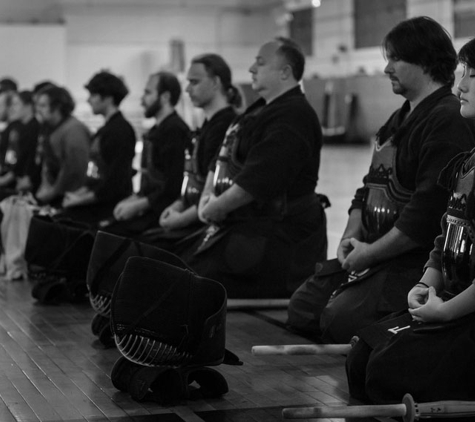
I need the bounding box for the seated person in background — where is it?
[0,78,17,94]
[17,81,58,194]
[34,85,91,207]
[102,71,191,237]
[60,71,136,225]
[179,37,327,299]
[287,16,475,344]
[346,37,475,405]
[0,91,40,199]
[143,53,241,250]
[0,77,18,133]
[0,89,22,193]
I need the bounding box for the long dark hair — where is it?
[37,85,75,117]
[458,38,475,70]
[191,53,242,108]
[382,16,457,87]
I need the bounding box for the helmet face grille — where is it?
[90,293,111,316]
[110,257,228,368]
[115,333,192,367]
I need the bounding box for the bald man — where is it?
[180,37,327,299]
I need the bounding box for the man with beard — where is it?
[287,16,475,344]
[140,54,241,251]
[103,71,190,237]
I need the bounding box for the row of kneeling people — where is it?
[5,16,475,409]
[6,36,327,301]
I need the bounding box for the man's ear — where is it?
[160,90,171,104]
[103,95,114,107]
[281,64,293,81]
[211,75,222,92]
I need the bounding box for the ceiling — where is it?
[0,0,287,23]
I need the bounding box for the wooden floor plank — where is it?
[0,374,41,422]
[22,367,86,421]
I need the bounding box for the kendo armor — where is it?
[362,137,413,242]
[87,231,192,347]
[3,141,18,174]
[213,123,239,196]
[86,134,103,181]
[0,124,20,175]
[213,120,287,219]
[192,123,240,252]
[181,132,206,208]
[441,153,475,299]
[109,255,242,403]
[25,214,95,304]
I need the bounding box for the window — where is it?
[454,0,475,38]
[354,0,406,49]
[289,7,313,56]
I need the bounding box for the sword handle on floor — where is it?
[282,393,475,422]
[251,336,358,356]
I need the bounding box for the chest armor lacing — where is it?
[181,133,206,208]
[441,157,475,298]
[86,135,103,180]
[362,137,413,242]
[213,122,240,196]
[2,128,19,173]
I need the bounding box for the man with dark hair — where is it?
[274,36,305,81]
[35,86,90,206]
[287,16,475,344]
[0,83,25,186]
[0,77,18,128]
[0,77,18,94]
[83,70,129,106]
[59,71,136,224]
[103,71,190,236]
[32,81,57,110]
[19,80,58,194]
[0,90,40,197]
[179,37,327,299]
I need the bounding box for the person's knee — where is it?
[346,338,372,402]
[320,300,350,343]
[287,282,317,332]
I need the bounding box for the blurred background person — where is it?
[102,71,191,237]
[0,90,40,199]
[34,85,90,207]
[59,70,136,226]
[142,53,241,251]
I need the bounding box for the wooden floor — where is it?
[0,279,354,422]
[0,144,383,422]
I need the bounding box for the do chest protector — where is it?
[181,132,206,208]
[213,122,239,196]
[213,120,288,220]
[362,138,413,242]
[86,134,103,181]
[441,155,475,298]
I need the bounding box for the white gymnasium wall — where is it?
[62,3,281,131]
[0,0,469,133]
[0,0,467,91]
[0,24,66,90]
